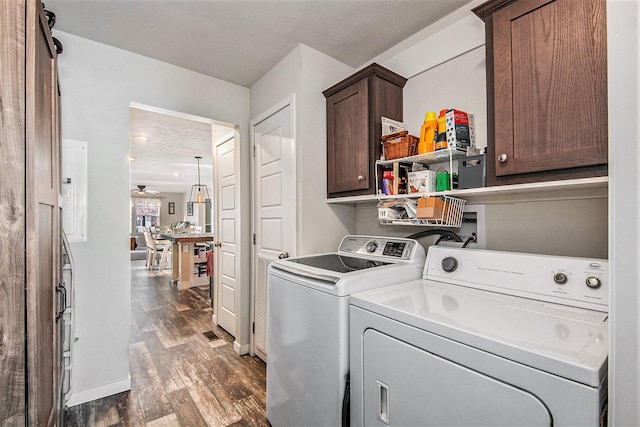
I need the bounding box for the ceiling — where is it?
[46,0,473,88]
[47,0,474,196]
[129,107,233,196]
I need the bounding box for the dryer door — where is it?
[363,330,552,426]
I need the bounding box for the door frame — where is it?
[249,94,297,357]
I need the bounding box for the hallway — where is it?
[66,260,268,426]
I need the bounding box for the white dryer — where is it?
[267,235,426,427]
[350,246,609,426]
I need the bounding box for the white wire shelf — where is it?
[376,148,468,166]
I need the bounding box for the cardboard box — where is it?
[408,170,436,193]
[445,110,475,150]
[416,197,446,220]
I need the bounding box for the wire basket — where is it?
[382,131,419,160]
[378,195,466,228]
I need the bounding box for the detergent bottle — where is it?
[418,112,437,154]
[435,109,448,150]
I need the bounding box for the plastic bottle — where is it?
[418,112,437,154]
[435,109,448,150]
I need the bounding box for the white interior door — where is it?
[214,136,239,337]
[252,100,296,361]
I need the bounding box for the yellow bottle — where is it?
[435,109,448,150]
[418,112,437,154]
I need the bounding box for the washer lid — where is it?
[288,254,392,274]
[351,280,608,387]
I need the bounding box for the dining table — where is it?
[159,232,214,289]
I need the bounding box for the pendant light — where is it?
[188,156,210,203]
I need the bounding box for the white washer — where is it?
[267,235,426,426]
[350,246,609,426]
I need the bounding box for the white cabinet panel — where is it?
[61,139,88,242]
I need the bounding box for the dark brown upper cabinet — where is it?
[473,0,608,186]
[323,63,407,198]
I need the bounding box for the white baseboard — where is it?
[233,341,249,355]
[65,375,131,407]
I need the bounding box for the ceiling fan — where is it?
[133,185,160,195]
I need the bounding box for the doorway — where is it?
[128,103,240,339]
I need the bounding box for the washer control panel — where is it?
[339,235,423,261]
[425,246,609,312]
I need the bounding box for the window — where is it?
[133,197,161,231]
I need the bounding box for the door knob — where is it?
[498,154,508,163]
[278,252,289,259]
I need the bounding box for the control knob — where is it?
[553,273,568,284]
[441,256,458,273]
[366,240,378,253]
[586,276,601,289]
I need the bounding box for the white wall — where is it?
[55,31,250,405]
[250,44,356,256]
[159,193,186,226]
[608,0,640,423]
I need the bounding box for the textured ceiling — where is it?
[129,107,233,195]
[46,0,473,87]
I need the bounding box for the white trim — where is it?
[249,94,297,358]
[65,375,131,407]
[129,101,234,128]
[233,341,249,355]
[607,0,640,424]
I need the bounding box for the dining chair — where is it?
[143,228,171,270]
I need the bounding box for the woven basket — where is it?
[382,131,419,160]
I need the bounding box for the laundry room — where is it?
[7,0,636,425]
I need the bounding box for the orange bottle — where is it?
[435,109,448,150]
[418,112,437,154]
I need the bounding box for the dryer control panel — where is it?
[424,246,609,312]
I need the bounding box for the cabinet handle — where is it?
[278,252,289,259]
[357,175,365,181]
[55,282,66,323]
[498,154,508,163]
[214,241,222,247]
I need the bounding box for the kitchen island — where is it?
[160,233,214,289]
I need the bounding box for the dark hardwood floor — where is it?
[66,260,268,426]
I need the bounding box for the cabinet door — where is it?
[491,0,607,179]
[326,78,370,195]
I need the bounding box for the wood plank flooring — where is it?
[65,261,268,426]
